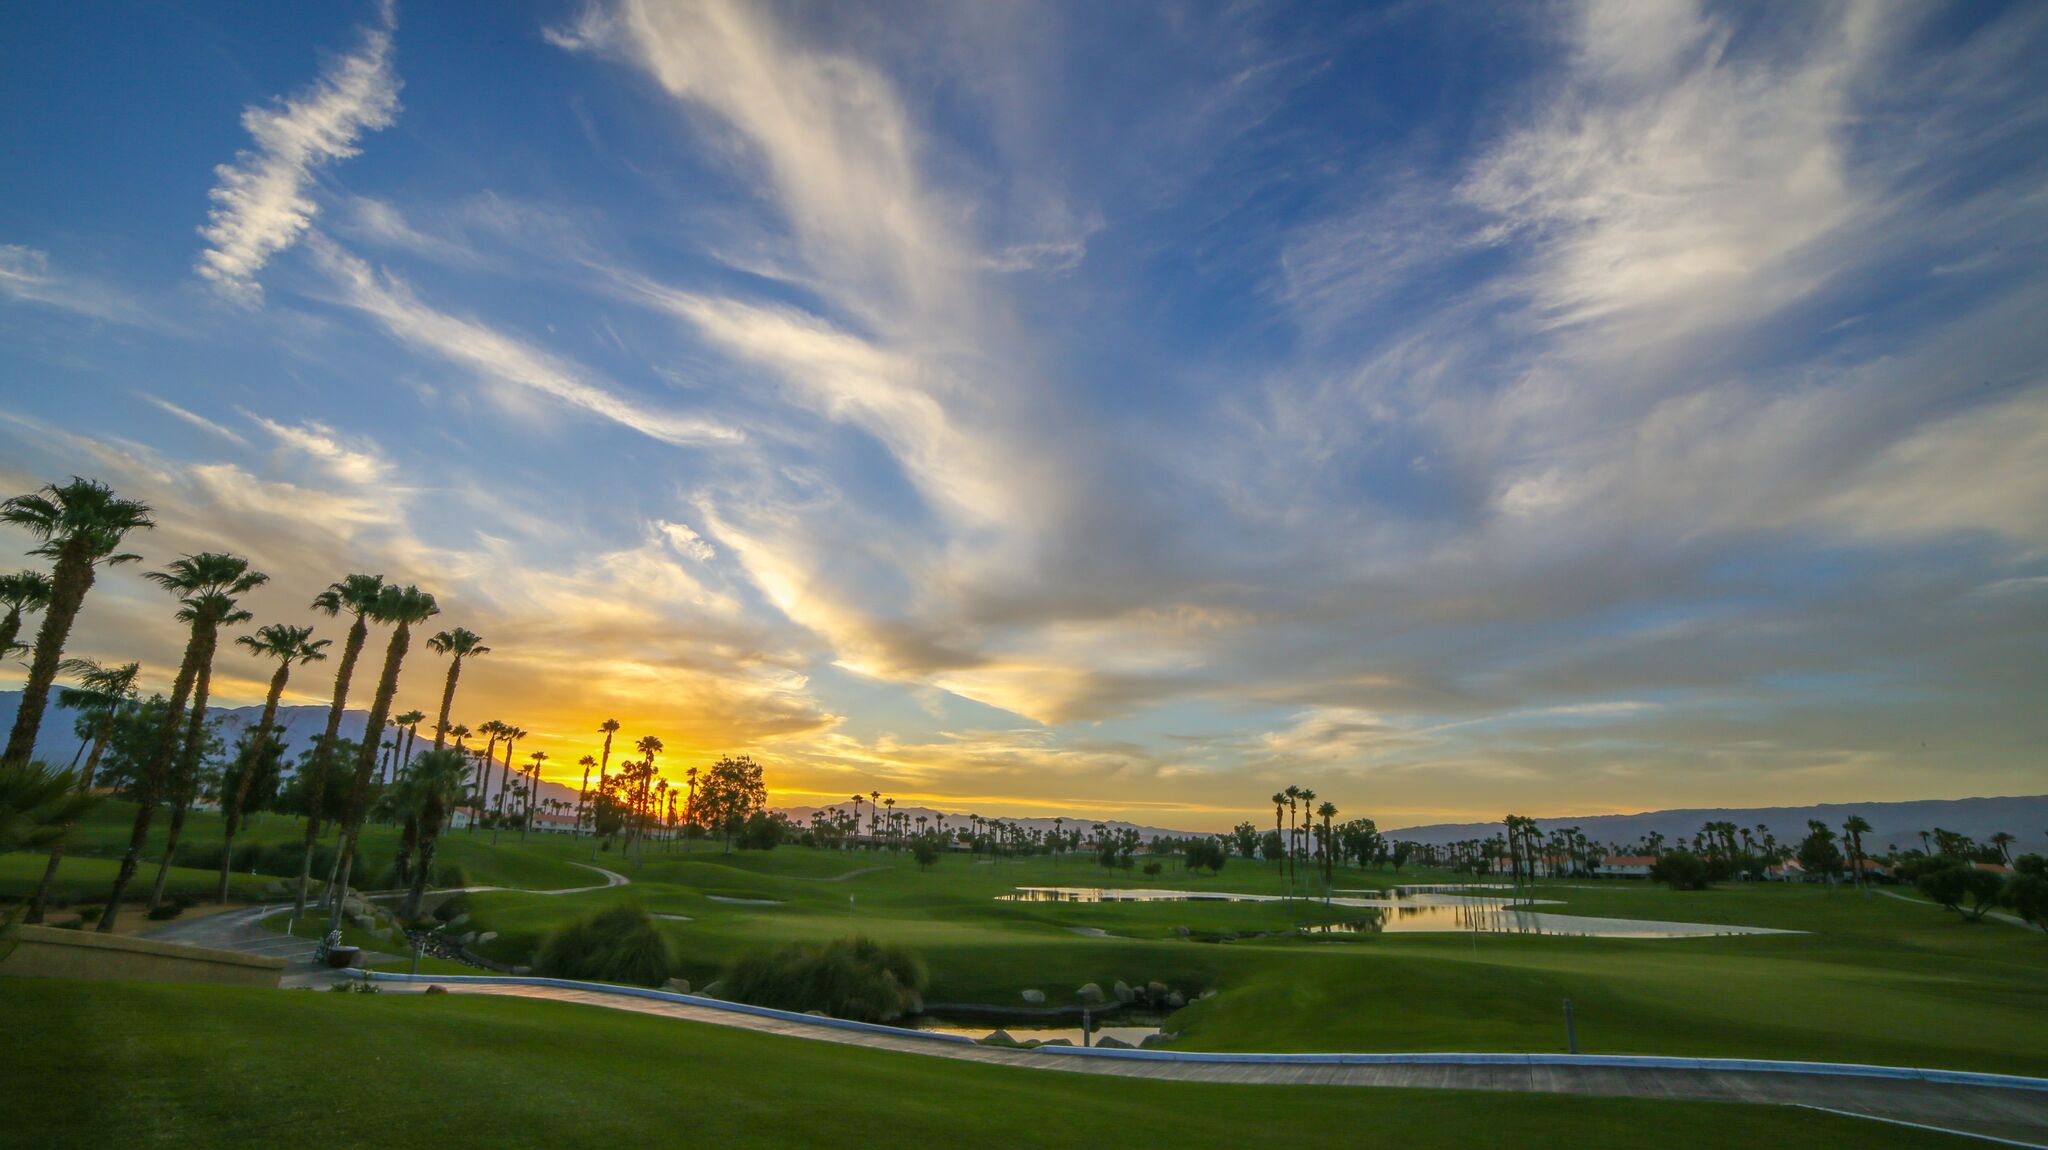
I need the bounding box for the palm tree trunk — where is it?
[218,661,289,902]
[431,659,460,751]
[298,614,368,919]
[0,607,22,665]
[149,657,214,911]
[326,620,413,936]
[98,627,206,931]
[2,544,95,766]
[400,800,444,920]
[23,720,113,924]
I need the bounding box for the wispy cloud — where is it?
[1,244,157,326]
[195,1,401,305]
[308,235,741,447]
[136,394,248,445]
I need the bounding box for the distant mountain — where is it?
[777,803,1205,842]
[1388,796,2048,856]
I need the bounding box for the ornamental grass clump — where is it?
[721,935,927,1022]
[533,906,673,987]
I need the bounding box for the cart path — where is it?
[383,978,2048,1148]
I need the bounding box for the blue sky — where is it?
[2,0,2043,829]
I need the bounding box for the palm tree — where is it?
[683,765,698,851]
[326,584,438,935]
[1841,815,1872,892]
[1317,801,1338,885]
[522,750,548,840]
[590,719,620,859]
[1991,831,2016,865]
[471,720,506,830]
[296,573,387,918]
[102,553,267,929]
[0,569,53,658]
[214,624,328,901]
[23,659,139,922]
[393,748,474,919]
[1,478,153,767]
[574,754,596,835]
[492,725,526,842]
[425,627,490,751]
[391,709,427,776]
[0,761,100,854]
[634,735,663,861]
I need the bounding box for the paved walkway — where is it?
[143,904,402,988]
[389,979,2048,1147]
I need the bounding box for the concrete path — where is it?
[388,979,2048,1147]
[1876,888,2046,934]
[144,905,401,988]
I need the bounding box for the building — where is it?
[1597,855,1656,878]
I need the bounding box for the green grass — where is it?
[418,847,2048,1075]
[0,980,1975,1149]
[0,852,274,907]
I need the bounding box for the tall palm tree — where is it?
[683,765,699,851]
[24,658,139,923]
[470,720,505,830]
[492,725,526,842]
[296,573,387,918]
[326,584,438,934]
[521,750,548,840]
[0,569,53,658]
[1317,800,1338,885]
[574,754,596,835]
[149,585,265,912]
[1,478,153,766]
[392,748,474,920]
[634,735,664,861]
[425,627,490,751]
[1990,831,2016,865]
[392,709,426,775]
[101,553,267,929]
[214,624,328,901]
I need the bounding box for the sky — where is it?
[1,0,2043,832]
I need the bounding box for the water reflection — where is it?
[996,886,1791,938]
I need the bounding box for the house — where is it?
[1763,859,1807,882]
[1973,862,2015,876]
[1597,855,1656,878]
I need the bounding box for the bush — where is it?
[1917,864,2005,922]
[721,935,928,1022]
[1142,861,1163,876]
[911,838,940,870]
[1184,839,1227,874]
[146,897,190,921]
[533,907,674,987]
[1650,850,1710,891]
[2003,872,2048,931]
[739,812,783,851]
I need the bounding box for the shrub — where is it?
[739,812,783,851]
[2004,872,2048,932]
[1142,861,1163,876]
[1650,850,1710,891]
[911,838,939,870]
[1918,864,2005,922]
[146,898,190,921]
[533,906,674,987]
[721,935,928,1022]
[1184,839,1227,874]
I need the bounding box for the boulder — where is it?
[1076,982,1106,1004]
[1039,1038,1074,1047]
[663,977,693,995]
[1021,989,1047,1004]
[1145,981,1169,1003]
[423,985,448,995]
[1199,989,1217,1000]
[459,931,477,946]
[1093,1036,1134,1049]
[981,1029,1017,1045]
[350,913,376,931]
[1139,1032,1179,1049]
[262,881,289,898]
[476,931,498,945]
[701,980,724,998]
[446,913,471,928]
[1164,991,1186,1009]
[1112,980,1135,1004]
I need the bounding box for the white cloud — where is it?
[245,412,389,484]
[195,1,401,305]
[0,244,155,325]
[136,394,248,445]
[308,235,741,447]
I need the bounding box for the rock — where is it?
[476,931,498,944]
[1146,980,1169,1002]
[1171,925,1191,936]
[424,985,448,995]
[1113,980,1135,1004]
[262,881,289,897]
[447,913,470,928]
[663,977,693,994]
[459,931,476,945]
[1076,982,1106,1004]
[1021,989,1047,1004]
[1140,1032,1178,1049]
[1199,989,1217,1000]
[701,980,724,997]
[350,914,376,931]
[1093,1036,1134,1049]
[1039,1038,1074,1047]
[981,1029,1017,1045]
[1164,991,1186,1009]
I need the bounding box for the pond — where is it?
[996,887,1792,939]
[905,1013,1166,1047]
